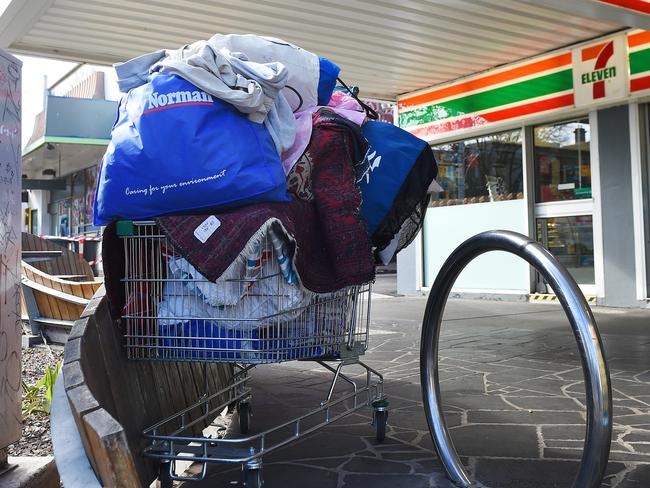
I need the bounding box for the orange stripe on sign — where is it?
[399,53,572,109]
[628,31,650,48]
[598,0,650,14]
[410,93,574,138]
[631,74,650,91]
[582,42,609,62]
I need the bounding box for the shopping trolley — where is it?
[117,220,388,487]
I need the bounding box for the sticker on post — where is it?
[194,216,221,243]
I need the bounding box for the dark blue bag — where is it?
[357,121,437,250]
[94,73,290,225]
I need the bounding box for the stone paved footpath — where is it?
[181,296,650,488]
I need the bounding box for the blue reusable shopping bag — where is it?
[357,121,437,249]
[94,73,290,226]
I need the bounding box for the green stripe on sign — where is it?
[630,48,650,75]
[399,69,573,128]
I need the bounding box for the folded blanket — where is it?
[164,224,296,308]
[159,248,308,329]
[157,199,373,294]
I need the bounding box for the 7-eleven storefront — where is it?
[397,29,650,308]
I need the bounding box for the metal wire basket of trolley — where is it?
[116,220,388,487]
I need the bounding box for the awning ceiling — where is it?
[21,95,116,178]
[22,140,108,180]
[0,0,636,100]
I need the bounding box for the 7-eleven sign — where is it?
[573,35,628,107]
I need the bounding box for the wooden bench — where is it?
[62,286,232,487]
[22,232,95,280]
[21,262,102,345]
[21,233,101,345]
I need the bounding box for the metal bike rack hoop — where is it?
[420,230,612,488]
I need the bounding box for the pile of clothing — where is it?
[99,34,437,361]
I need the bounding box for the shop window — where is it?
[72,171,85,197]
[536,215,595,285]
[534,118,591,203]
[84,166,98,227]
[430,130,523,207]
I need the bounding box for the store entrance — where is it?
[536,215,595,292]
[533,117,597,295]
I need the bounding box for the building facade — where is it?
[397,29,650,308]
[21,68,117,237]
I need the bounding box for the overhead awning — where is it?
[0,0,638,100]
[22,95,117,179]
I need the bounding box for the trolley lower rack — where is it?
[144,360,388,487]
[117,221,388,486]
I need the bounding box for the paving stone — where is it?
[628,465,650,483]
[411,458,445,474]
[261,463,339,488]
[467,409,584,425]
[343,456,411,474]
[495,357,576,372]
[342,473,436,487]
[542,425,585,440]
[288,457,351,469]
[439,373,485,393]
[611,383,650,397]
[386,407,438,430]
[505,396,583,411]
[264,431,369,463]
[448,424,539,457]
[472,458,579,488]
[380,452,434,462]
[613,414,650,426]
[543,447,583,459]
[487,369,556,385]
[179,298,650,487]
[607,451,650,462]
[628,443,650,454]
[543,439,585,449]
[372,435,424,451]
[389,431,430,446]
[441,394,518,411]
[622,430,650,442]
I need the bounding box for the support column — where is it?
[0,49,21,458]
[397,232,423,296]
[597,105,639,307]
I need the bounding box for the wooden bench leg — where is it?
[21,284,42,337]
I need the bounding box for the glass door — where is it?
[535,215,595,292]
[533,118,597,295]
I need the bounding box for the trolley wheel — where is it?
[374,409,388,443]
[158,462,172,488]
[244,466,263,487]
[238,401,251,434]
